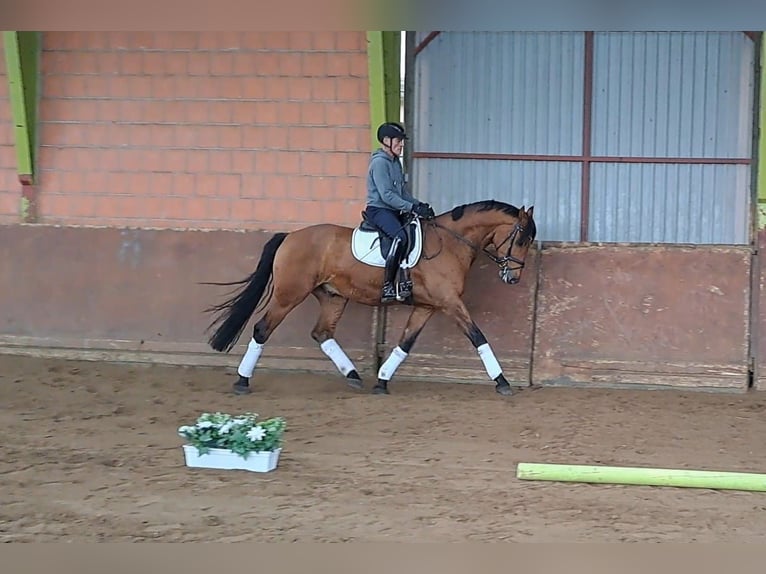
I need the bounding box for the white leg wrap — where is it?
[320,338,357,376]
[477,343,503,380]
[378,346,408,381]
[237,338,264,378]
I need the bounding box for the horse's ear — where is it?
[527,205,534,218]
[519,204,525,214]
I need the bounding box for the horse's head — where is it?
[487,205,536,285]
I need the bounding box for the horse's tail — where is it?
[204,232,288,353]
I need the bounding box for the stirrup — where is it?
[396,280,412,301]
[381,282,398,303]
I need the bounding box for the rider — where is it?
[365,121,435,303]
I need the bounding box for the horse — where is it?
[204,199,536,397]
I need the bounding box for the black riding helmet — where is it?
[377,122,408,143]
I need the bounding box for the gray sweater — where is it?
[366,149,416,212]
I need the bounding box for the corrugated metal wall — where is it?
[411,32,585,242]
[410,32,756,245]
[589,32,754,244]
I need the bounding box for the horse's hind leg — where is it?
[310,287,363,390]
[373,305,435,395]
[233,292,309,395]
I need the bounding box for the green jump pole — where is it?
[516,462,766,492]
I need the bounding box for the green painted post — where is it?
[367,31,401,151]
[517,462,766,492]
[367,31,386,151]
[3,31,40,222]
[3,32,32,178]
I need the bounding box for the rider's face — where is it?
[388,137,405,157]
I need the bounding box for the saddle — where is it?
[351,210,424,269]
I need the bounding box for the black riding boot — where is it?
[381,238,408,303]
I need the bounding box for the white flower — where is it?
[219,421,234,434]
[247,426,266,441]
[196,420,214,429]
[177,425,195,436]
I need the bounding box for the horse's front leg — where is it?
[441,299,513,396]
[373,305,435,395]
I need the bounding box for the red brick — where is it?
[327,54,351,77]
[337,32,365,51]
[266,127,295,151]
[171,32,199,50]
[218,126,241,149]
[312,176,336,201]
[276,152,300,175]
[127,77,153,98]
[150,125,175,148]
[186,150,209,172]
[239,174,264,197]
[216,174,241,198]
[287,126,313,150]
[287,78,312,101]
[152,76,177,99]
[254,150,277,173]
[232,52,255,76]
[216,76,242,99]
[325,104,349,127]
[288,32,313,50]
[325,152,348,176]
[278,101,301,125]
[240,77,268,100]
[299,102,325,125]
[278,53,302,77]
[336,78,363,101]
[143,52,165,75]
[349,102,369,127]
[184,101,209,123]
[173,174,196,196]
[349,55,368,78]
[302,53,326,77]
[265,79,289,100]
[232,151,256,173]
[261,175,287,199]
[253,52,280,76]
[300,152,324,176]
[210,53,234,76]
[209,151,233,173]
[335,176,364,200]
[163,150,188,173]
[312,32,337,51]
[188,52,210,76]
[311,127,340,151]
[185,196,208,222]
[127,172,153,195]
[120,52,143,75]
[241,126,269,149]
[194,174,218,197]
[160,195,186,219]
[311,77,335,100]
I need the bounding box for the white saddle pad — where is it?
[350,218,423,268]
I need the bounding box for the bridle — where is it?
[425,218,528,274]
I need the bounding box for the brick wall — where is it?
[37,32,371,230]
[0,41,20,223]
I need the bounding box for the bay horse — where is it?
[204,200,536,396]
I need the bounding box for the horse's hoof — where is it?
[495,383,513,396]
[232,383,252,395]
[372,382,389,395]
[346,370,363,390]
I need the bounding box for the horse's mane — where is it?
[449,199,536,245]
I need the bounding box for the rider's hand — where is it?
[413,202,435,219]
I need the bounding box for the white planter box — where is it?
[182,444,281,473]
